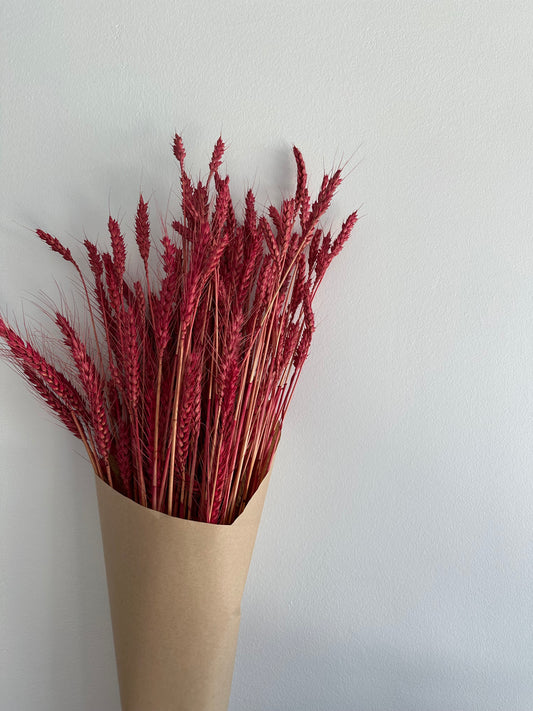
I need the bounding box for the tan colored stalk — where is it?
[226,272,297,519]
[165,325,188,515]
[224,308,276,518]
[141,263,160,511]
[205,274,221,513]
[239,420,281,518]
[239,240,308,376]
[151,357,163,507]
[185,286,211,518]
[131,414,147,506]
[160,238,193,512]
[199,282,215,518]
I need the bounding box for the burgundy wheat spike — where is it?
[179,221,213,329]
[21,365,82,439]
[283,232,301,277]
[55,313,111,463]
[191,218,212,271]
[179,172,196,225]
[290,253,307,314]
[175,351,202,475]
[244,190,257,236]
[292,288,315,371]
[299,191,311,227]
[84,239,104,281]
[102,252,122,312]
[308,228,322,272]
[303,169,342,237]
[203,229,230,282]
[179,273,199,334]
[217,312,244,402]
[237,230,262,308]
[319,170,343,210]
[135,196,151,264]
[259,216,281,269]
[233,225,245,277]
[314,231,332,282]
[213,170,224,193]
[293,325,312,371]
[171,219,194,243]
[0,317,89,418]
[330,210,358,258]
[123,306,140,406]
[36,229,75,265]
[254,256,276,317]
[108,217,126,282]
[209,136,225,177]
[84,239,113,333]
[115,417,133,497]
[193,181,210,223]
[282,322,301,371]
[154,236,180,352]
[302,286,315,333]
[221,357,240,419]
[268,205,282,235]
[318,174,329,199]
[173,133,186,169]
[279,198,296,259]
[211,176,230,240]
[209,359,240,523]
[292,146,308,212]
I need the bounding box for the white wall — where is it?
[1,2,532,709]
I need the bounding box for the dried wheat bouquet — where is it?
[0,136,357,523]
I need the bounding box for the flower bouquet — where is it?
[0,135,357,710]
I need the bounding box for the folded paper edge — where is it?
[94,469,272,530]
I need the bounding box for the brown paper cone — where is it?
[95,473,270,711]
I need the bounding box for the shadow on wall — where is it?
[231,616,528,711]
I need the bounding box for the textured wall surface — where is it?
[1,2,532,709]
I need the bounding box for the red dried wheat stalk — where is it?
[0,136,357,523]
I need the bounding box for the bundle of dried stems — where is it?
[0,136,357,523]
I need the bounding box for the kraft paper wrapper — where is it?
[95,473,270,711]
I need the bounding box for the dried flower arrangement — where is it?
[0,136,357,524]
